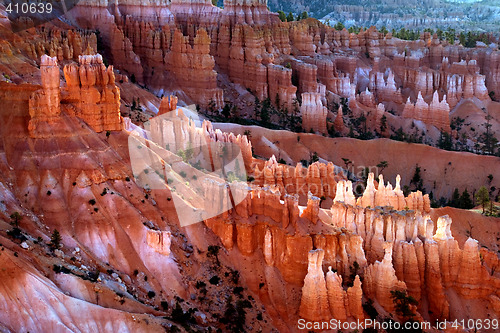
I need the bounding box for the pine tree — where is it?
[243,129,252,139]
[334,22,345,31]
[436,28,443,40]
[450,188,460,207]
[277,10,286,22]
[288,98,301,131]
[380,115,387,134]
[207,99,217,115]
[207,245,220,266]
[10,212,21,227]
[222,103,232,119]
[438,131,453,151]
[341,158,352,170]
[411,164,423,190]
[253,96,261,120]
[391,290,418,322]
[475,186,490,214]
[459,32,466,46]
[481,113,498,155]
[50,229,62,250]
[275,93,281,111]
[459,189,474,209]
[286,12,294,22]
[310,152,319,164]
[377,161,388,174]
[260,98,271,124]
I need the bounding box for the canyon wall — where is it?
[202,170,499,323]
[28,55,61,135]
[53,0,500,141]
[28,54,122,137]
[63,54,123,132]
[165,28,224,108]
[402,91,451,132]
[300,92,327,134]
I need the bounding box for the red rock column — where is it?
[301,92,327,134]
[28,55,61,135]
[299,249,331,321]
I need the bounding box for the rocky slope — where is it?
[2,0,500,154]
[215,122,500,200]
[268,0,500,32]
[0,1,499,332]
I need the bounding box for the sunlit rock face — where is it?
[402,91,451,132]
[165,28,224,108]
[29,54,122,137]
[63,54,123,132]
[28,55,61,134]
[0,0,500,331]
[300,92,327,134]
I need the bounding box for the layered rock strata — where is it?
[165,28,224,108]
[402,91,451,132]
[300,92,328,134]
[28,55,61,135]
[62,54,123,132]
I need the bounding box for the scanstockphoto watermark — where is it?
[297,318,500,331]
[297,319,430,331]
[252,164,386,196]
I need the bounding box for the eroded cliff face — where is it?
[1,64,500,331]
[301,92,328,134]
[204,164,500,326]
[63,54,123,132]
[3,0,500,134]
[0,248,167,333]
[0,75,279,331]
[28,54,122,137]
[165,28,224,108]
[18,28,98,63]
[0,82,185,331]
[145,109,500,329]
[0,1,500,332]
[252,155,339,200]
[10,0,498,146]
[402,91,451,132]
[28,55,61,134]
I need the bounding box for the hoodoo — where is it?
[0,0,499,331]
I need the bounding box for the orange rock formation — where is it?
[300,92,328,134]
[28,54,123,137]
[2,2,500,331]
[28,55,61,134]
[63,54,122,132]
[402,91,451,132]
[165,28,224,108]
